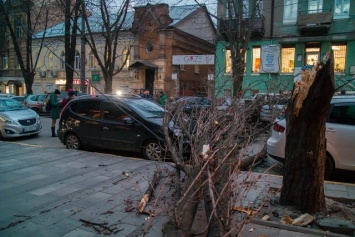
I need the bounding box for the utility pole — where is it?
[80,0,86,93]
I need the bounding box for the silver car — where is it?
[267,95,355,178]
[0,97,42,140]
[23,94,46,114]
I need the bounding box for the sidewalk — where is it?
[0,141,354,237]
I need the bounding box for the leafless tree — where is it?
[0,0,50,94]
[81,0,132,94]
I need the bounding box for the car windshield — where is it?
[0,99,27,111]
[127,98,165,118]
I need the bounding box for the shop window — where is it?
[283,0,298,24]
[281,47,295,73]
[305,47,320,66]
[252,47,260,73]
[334,0,350,19]
[332,44,346,73]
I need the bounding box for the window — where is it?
[194,64,199,74]
[308,0,323,13]
[256,0,263,17]
[74,51,80,70]
[2,56,8,69]
[226,0,248,18]
[16,59,21,69]
[225,49,232,74]
[103,102,127,122]
[15,17,22,39]
[145,43,153,53]
[122,48,130,68]
[334,0,350,19]
[77,100,101,119]
[252,47,260,73]
[332,44,346,73]
[329,104,355,125]
[48,52,53,69]
[90,54,96,69]
[281,47,295,73]
[60,52,65,70]
[283,0,298,24]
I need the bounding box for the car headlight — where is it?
[0,115,18,125]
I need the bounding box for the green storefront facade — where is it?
[215,0,355,99]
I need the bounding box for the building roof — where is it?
[33,4,206,39]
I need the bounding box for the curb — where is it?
[250,218,349,237]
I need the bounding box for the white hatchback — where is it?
[267,95,355,178]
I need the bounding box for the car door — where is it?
[100,101,139,151]
[74,100,103,147]
[326,102,355,170]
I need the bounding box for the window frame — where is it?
[74,51,81,70]
[60,52,65,70]
[2,56,8,69]
[332,43,347,74]
[308,0,323,14]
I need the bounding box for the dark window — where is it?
[329,104,355,125]
[103,102,127,122]
[77,100,101,119]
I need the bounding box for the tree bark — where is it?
[280,51,335,213]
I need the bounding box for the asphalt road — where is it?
[8,114,355,184]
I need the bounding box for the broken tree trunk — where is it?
[137,169,162,213]
[280,51,335,213]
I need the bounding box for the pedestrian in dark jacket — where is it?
[141,89,153,100]
[50,89,61,137]
[62,88,76,108]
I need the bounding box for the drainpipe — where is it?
[270,0,274,38]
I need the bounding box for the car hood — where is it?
[0,109,37,119]
[145,117,163,126]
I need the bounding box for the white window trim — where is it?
[334,0,350,19]
[283,0,298,25]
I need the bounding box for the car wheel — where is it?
[142,139,163,160]
[325,153,334,180]
[31,108,40,114]
[65,133,82,150]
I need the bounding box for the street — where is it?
[0,115,354,237]
[7,114,355,184]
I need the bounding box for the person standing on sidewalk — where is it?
[158,90,167,106]
[50,89,61,137]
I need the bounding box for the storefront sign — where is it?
[172,55,215,65]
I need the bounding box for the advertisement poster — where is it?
[260,45,280,73]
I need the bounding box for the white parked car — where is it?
[0,97,42,140]
[267,95,355,178]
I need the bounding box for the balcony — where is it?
[298,10,332,36]
[219,15,265,40]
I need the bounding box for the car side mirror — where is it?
[123,117,133,125]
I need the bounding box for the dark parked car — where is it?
[58,94,188,160]
[170,96,212,114]
[23,94,46,114]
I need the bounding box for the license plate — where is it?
[24,126,36,132]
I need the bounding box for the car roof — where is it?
[331,95,355,104]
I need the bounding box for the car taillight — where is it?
[273,123,285,133]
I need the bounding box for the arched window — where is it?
[75,51,80,70]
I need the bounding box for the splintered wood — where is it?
[137,169,162,213]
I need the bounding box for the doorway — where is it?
[145,69,155,95]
